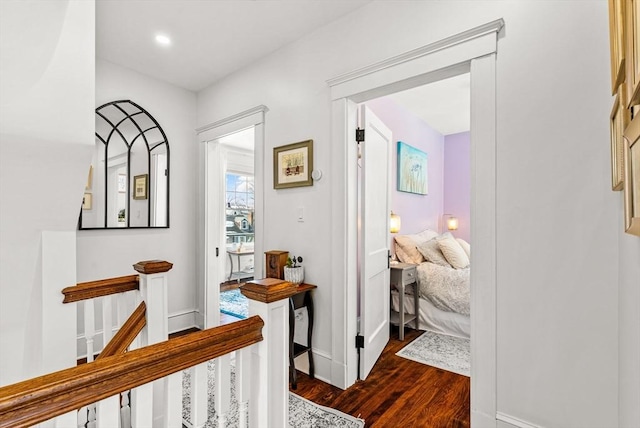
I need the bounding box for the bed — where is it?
[391,229,471,339]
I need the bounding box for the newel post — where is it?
[240,278,296,428]
[133,260,173,345]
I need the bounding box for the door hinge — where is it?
[356,128,365,142]
[355,335,365,349]
[216,247,219,257]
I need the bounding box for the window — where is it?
[225,173,254,243]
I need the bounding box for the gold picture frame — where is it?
[623,115,640,236]
[82,193,92,210]
[625,0,640,106]
[611,89,630,191]
[273,140,314,189]
[609,0,627,94]
[133,174,148,200]
[85,165,93,190]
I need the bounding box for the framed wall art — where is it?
[623,115,640,236]
[609,0,626,94]
[133,174,148,200]
[625,0,640,107]
[397,141,428,195]
[611,89,630,191]
[273,140,313,189]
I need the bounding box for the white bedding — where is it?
[391,290,470,338]
[417,262,470,316]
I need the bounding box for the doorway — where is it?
[328,20,502,426]
[197,105,267,330]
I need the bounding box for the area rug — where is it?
[396,330,470,377]
[182,359,364,428]
[219,289,248,319]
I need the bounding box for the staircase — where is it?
[0,260,296,428]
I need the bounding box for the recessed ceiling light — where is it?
[155,34,171,46]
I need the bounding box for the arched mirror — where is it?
[80,100,170,229]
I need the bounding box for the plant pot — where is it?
[284,266,304,285]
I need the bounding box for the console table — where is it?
[226,249,254,283]
[289,283,317,389]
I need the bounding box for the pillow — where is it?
[409,229,439,245]
[393,235,423,264]
[437,233,470,269]
[394,243,413,264]
[416,237,452,267]
[456,238,471,258]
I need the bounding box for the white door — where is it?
[358,105,392,380]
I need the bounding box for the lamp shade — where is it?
[447,216,459,231]
[390,212,401,233]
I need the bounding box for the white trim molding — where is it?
[497,413,544,428]
[327,19,503,428]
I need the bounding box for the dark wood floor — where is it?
[292,326,470,428]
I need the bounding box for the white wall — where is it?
[76,60,198,334]
[0,0,95,386]
[197,1,622,426]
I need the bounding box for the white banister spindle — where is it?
[163,372,182,427]
[96,395,120,428]
[78,405,89,428]
[85,299,96,362]
[101,295,113,347]
[214,354,231,426]
[131,383,153,428]
[241,279,293,428]
[120,391,131,428]
[236,347,252,428]
[190,362,208,427]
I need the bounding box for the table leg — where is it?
[413,282,420,330]
[304,291,315,379]
[399,283,405,340]
[227,252,233,281]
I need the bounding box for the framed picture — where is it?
[611,89,630,191]
[623,115,640,236]
[625,0,640,106]
[273,140,313,189]
[608,0,626,94]
[133,174,148,200]
[397,141,428,195]
[82,193,92,210]
[118,174,127,193]
[85,166,93,190]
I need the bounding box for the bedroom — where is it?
[364,73,471,353]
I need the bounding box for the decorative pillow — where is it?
[456,238,471,258]
[437,233,470,269]
[416,237,452,267]
[393,235,423,264]
[393,244,413,264]
[409,229,439,246]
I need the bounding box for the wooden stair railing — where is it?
[61,274,140,303]
[0,316,264,428]
[97,301,146,359]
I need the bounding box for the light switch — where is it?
[297,207,304,222]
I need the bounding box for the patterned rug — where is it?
[220,289,248,319]
[396,330,470,377]
[182,359,364,428]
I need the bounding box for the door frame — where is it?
[196,105,268,329]
[327,20,503,427]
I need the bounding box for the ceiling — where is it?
[96,0,469,138]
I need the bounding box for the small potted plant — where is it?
[284,255,304,285]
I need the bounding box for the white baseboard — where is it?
[496,412,543,428]
[472,410,497,428]
[168,310,198,334]
[293,348,333,385]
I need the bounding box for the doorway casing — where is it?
[196,105,267,329]
[327,19,503,427]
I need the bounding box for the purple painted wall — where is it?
[444,132,471,243]
[365,97,444,235]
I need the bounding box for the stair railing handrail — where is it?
[0,316,264,428]
[61,274,140,303]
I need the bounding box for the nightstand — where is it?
[390,263,419,340]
